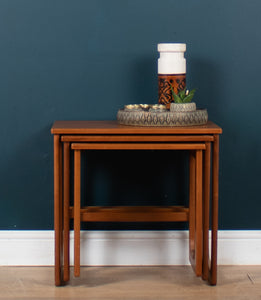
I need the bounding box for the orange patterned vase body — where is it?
[158,74,186,105]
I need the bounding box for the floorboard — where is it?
[0,266,261,299]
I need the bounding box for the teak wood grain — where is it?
[74,149,81,278]
[71,141,205,279]
[61,135,214,142]
[71,143,206,150]
[202,142,211,280]
[69,206,189,222]
[51,120,222,135]
[63,142,70,282]
[51,120,222,287]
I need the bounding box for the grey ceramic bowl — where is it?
[117,108,208,126]
[170,102,196,112]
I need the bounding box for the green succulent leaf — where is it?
[170,85,183,103]
[183,89,196,103]
[178,87,186,100]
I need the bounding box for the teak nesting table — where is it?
[51,120,222,286]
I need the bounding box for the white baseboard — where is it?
[0,230,261,266]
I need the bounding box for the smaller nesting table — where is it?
[51,121,222,286]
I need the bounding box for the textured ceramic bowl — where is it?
[117,108,208,126]
[170,102,196,112]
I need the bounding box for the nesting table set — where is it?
[51,120,222,286]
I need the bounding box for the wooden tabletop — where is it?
[51,120,222,135]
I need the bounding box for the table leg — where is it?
[54,135,63,286]
[209,135,219,285]
[189,150,203,276]
[189,151,196,268]
[202,142,211,280]
[63,142,70,282]
[74,149,81,277]
[195,150,203,276]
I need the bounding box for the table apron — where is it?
[61,135,214,143]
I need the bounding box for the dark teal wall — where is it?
[0,0,260,230]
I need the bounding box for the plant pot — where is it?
[170,102,196,112]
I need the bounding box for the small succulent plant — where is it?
[170,85,196,103]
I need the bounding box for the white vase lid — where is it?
[158,43,186,52]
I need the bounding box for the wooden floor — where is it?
[0,266,261,300]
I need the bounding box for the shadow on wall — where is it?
[0,125,54,229]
